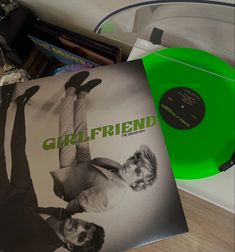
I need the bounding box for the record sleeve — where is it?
[0,60,188,252]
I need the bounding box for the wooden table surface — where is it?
[130,190,235,252]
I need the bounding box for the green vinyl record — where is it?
[142,48,235,179]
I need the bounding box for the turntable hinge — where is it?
[219,151,235,172]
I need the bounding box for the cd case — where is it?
[0,59,188,252]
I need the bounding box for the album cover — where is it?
[28,20,122,66]
[28,35,99,68]
[0,60,188,252]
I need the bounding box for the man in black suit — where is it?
[0,84,105,252]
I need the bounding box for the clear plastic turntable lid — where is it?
[96,1,235,66]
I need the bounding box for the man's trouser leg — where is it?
[74,92,91,163]
[59,93,91,167]
[59,96,77,168]
[0,103,11,200]
[10,103,38,206]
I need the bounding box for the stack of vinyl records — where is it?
[23,20,122,78]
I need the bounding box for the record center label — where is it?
[159,87,205,129]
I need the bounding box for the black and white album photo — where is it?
[0,60,188,252]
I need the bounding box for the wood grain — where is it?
[129,190,235,252]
